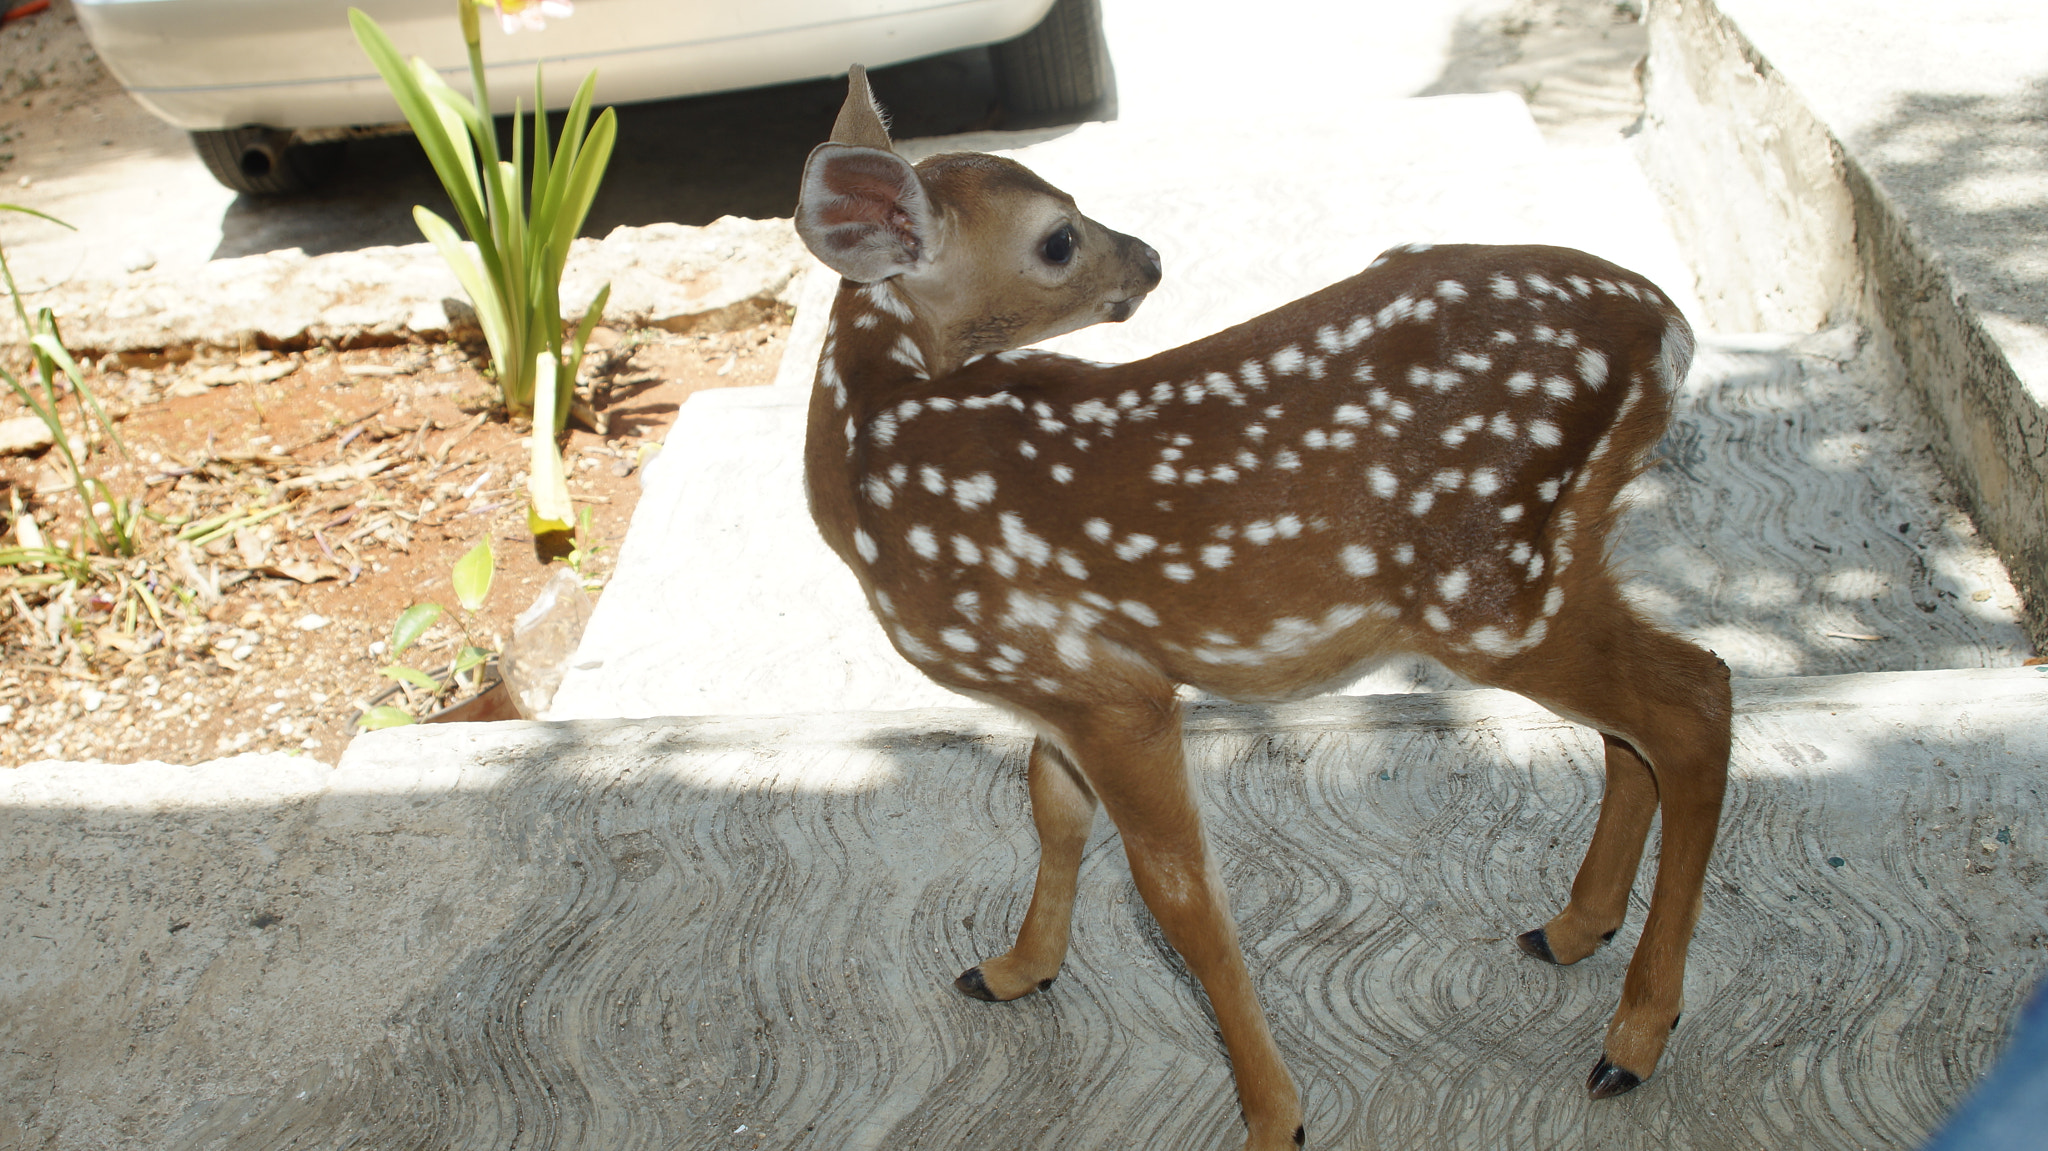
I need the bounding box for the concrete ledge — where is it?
[6,668,2045,1149]
[1635,0,2048,647]
[0,217,807,357]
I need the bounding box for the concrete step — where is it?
[8,667,2044,1149]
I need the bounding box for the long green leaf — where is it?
[535,70,594,234]
[413,59,487,236]
[414,206,512,380]
[530,65,555,225]
[567,281,610,392]
[349,10,488,246]
[548,106,616,284]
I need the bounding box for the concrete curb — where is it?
[1634,0,2048,648]
[3,216,808,358]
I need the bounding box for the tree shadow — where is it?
[1850,75,2048,356]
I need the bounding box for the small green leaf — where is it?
[380,664,442,691]
[451,644,491,675]
[357,705,418,730]
[390,602,444,657]
[452,539,494,611]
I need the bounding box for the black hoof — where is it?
[1587,1056,1644,1100]
[954,967,999,1002]
[1516,927,1560,964]
[1293,1124,1306,1146]
[1600,928,1618,943]
[1037,977,1056,991]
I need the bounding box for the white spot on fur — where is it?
[1051,464,1075,484]
[1115,534,1158,561]
[1578,348,1609,389]
[1438,567,1470,601]
[1341,544,1378,576]
[1269,345,1306,375]
[1202,544,1234,569]
[941,627,978,653]
[1529,420,1563,448]
[1370,466,1399,498]
[1469,467,1501,497]
[907,525,938,560]
[952,535,982,565]
[1085,518,1113,543]
[1423,605,1452,631]
[853,529,878,562]
[1163,562,1195,582]
[953,473,997,510]
[1501,503,1524,522]
[1490,273,1519,298]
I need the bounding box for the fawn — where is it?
[794,66,1731,1149]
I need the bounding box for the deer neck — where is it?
[805,277,948,567]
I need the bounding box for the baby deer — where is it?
[795,66,1730,1150]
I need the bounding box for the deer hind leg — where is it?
[957,737,1098,1001]
[1052,693,1305,1151]
[1493,581,1732,1099]
[1516,732,1658,966]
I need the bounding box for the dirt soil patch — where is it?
[1,319,788,768]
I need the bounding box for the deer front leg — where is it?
[1069,702,1305,1151]
[1517,733,1657,967]
[957,737,1098,1001]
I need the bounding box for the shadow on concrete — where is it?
[1850,76,2048,344]
[1413,0,1648,145]
[208,48,1012,264]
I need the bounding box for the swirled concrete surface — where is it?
[6,669,2045,1149]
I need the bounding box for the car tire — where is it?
[190,127,345,195]
[990,0,1111,119]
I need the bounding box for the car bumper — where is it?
[75,0,1055,132]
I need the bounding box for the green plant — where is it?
[563,504,604,588]
[350,2,613,534]
[1,204,139,558]
[358,538,498,729]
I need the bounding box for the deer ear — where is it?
[829,64,895,150]
[796,143,936,283]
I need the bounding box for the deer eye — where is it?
[1041,224,1076,266]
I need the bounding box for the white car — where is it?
[74,0,1107,194]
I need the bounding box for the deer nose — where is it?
[1139,242,1163,287]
